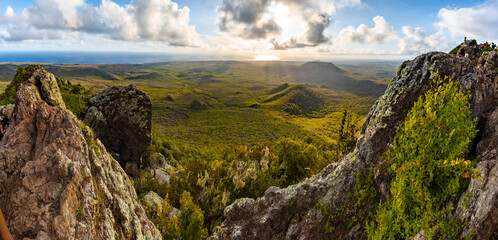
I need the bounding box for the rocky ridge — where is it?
[210,52,498,239]
[0,70,161,239]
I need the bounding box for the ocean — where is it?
[0,51,228,64]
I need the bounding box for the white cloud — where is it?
[436,0,498,40]
[337,16,396,45]
[217,0,362,49]
[0,0,202,47]
[397,26,445,55]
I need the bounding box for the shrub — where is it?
[178,191,207,240]
[142,196,180,240]
[135,170,169,198]
[58,78,93,119]
[276,138,320,185]
[367,73,478,239]
[337,108,360,156]
[0,65,42,105]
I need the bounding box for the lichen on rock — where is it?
[0,71,161,239]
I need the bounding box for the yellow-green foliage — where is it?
[337,108,360,156]
[366,73,478,239]
[135,170,169,198]
[165,137,334,231]
[0,65,42,105]
[178,191,207,240]
[142,196,180,240]
[58,79,93,119]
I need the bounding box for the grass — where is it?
[0,61,384,163]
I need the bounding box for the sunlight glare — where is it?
[253,55,281,61]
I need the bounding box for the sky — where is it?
[0,0,496,60]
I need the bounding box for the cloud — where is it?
[0,0,202,47]
[217,0,361,49]
[271,12,331,50]
[217,0,281,39]
[436,0,498,40]
[337,16,396,45]
[398,26,445,55]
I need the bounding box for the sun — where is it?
[253,55,280,61]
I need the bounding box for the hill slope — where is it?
[291,62,387,96]
[210,52,498,240]
[262,84,325,115]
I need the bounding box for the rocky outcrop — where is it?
[0,72,161,239]
[0,104,14,118]
[84,84,152,174]
[210,52,498,239]
[31,69,66,108]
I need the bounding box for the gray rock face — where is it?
[31,69,66,108]
[210,52,498,239]
[0,72,161,239]
[0,104,14,118]
[84,84,152,172]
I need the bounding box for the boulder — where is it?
[0,104,14,118]
[210,52,498,239]
[142,191,164,214]
[0,72,161,239]
[84,84,152,172]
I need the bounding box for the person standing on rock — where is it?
[0,208,13,240]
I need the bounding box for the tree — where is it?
[367,73,478,239]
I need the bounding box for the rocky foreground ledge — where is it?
[210,52,498,239]
[0,70,161,239]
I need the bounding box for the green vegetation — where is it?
[366,74,478,239]
[0,65,42,105]
[58,78,94,119]
[337,108,360,156]
[0,65,93,120]
[142,191,206,240]
[0,62,384,235]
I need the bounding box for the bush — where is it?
[178,191,207,240]
[135,170,169,198]
[58,78,93,119]
[0,65,42,105]
[276,138,320,185]
[367,73,478,239]
[337,108,360,156]
[142,196,180,240]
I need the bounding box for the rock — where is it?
[84,84,152,168]
[142,192,164,214]
[30,69,66,108]
[125,162,139,176]
[153,169,171,184]
[0,104,14,118]
[0,72,161,239]
[210,52,498,239]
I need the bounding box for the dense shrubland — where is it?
[367,74,478,239]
